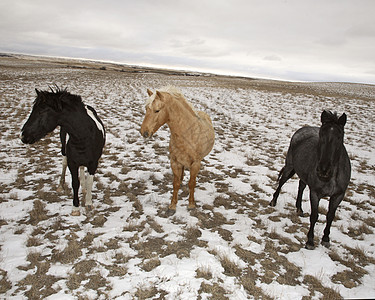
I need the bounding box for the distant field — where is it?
[1,55,374,299]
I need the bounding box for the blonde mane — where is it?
[146,86,197,116]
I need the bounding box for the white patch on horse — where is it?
[85,106,105,137]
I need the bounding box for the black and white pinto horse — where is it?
[21,87,105,216]
[270,110,351,249]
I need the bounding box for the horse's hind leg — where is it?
[85,174,94,210]
[57,156,68,193]
[269,166,295,206]
[79,166,86,205]
[296,180,306,216]
[188,161,201,210]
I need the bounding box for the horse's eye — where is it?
[155,110,160,113]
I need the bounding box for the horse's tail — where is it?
[277,167,285,182]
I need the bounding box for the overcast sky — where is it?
[1,0,374,83]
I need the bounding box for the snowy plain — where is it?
[0,55,375,299]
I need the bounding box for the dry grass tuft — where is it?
[134,284,158,300]
[198,282,229,300]
[303,274,341,299]
[216,252,242,277]
[52,239,82,264]
[0,269,12,293]
[196,265,213,280]
[28,200,49,225]
[141,257,161,272]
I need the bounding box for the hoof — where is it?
[296,209,304,217]
[305,243,315,250]
[71,208,80,216]
[86,205,93,211]
[269,200,276,207]
[188,204,196,211]
[57,184,66,194]
[166,208,176,216]
[321,240,330,248]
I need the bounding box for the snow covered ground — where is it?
[0,56,374,299]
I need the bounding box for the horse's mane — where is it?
[146,86,197,116]
[34,86,83,110]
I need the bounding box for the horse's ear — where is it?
[156,91,164,101]
[321,110,331,124]
[35,88,41,96]
[338,113,347,127]
[147,89,153,97]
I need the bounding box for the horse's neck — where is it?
[166,97,197,135]
[59,107,90,140]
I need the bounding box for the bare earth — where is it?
[0,54,374,299]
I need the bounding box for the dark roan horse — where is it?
[270,110,351,249]
[21,87,106,216]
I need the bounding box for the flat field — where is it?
[0,55,374,299]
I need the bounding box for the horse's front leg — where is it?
[168,159,183,213]
[306,191,320,249]
[188,161,201,210]
[68,163,80,216]
[321,193,344,248]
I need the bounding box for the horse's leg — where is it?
[57,128,67,193]
[321,193,344,248]
[181,166,184,182]
[69,163,80,216]
[57,155,68,193]
[188,161,201,210]
[168,159,183,213]
[79,166,86,206]
[85,173,94,210]
[296,180,306,216]
[306,191,320,249]
[269,166,295,206]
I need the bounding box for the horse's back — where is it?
[290,126,319,148]
[198,111,213,124]
[286,126,319,181]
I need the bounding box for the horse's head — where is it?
[140,89,169,138]
[21,88,61,144]
[316,110,347,181]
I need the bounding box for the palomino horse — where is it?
[140,86,215,214]
[21,87,105,216]
[270,110,351,249]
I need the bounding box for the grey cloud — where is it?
[1,0,375,83]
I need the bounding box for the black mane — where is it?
[34,86,83,111]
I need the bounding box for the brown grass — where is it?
[198,282,229,300]
[52,239,82,264]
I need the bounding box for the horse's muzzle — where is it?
[140,130,152,139]
[20,132,31,144]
